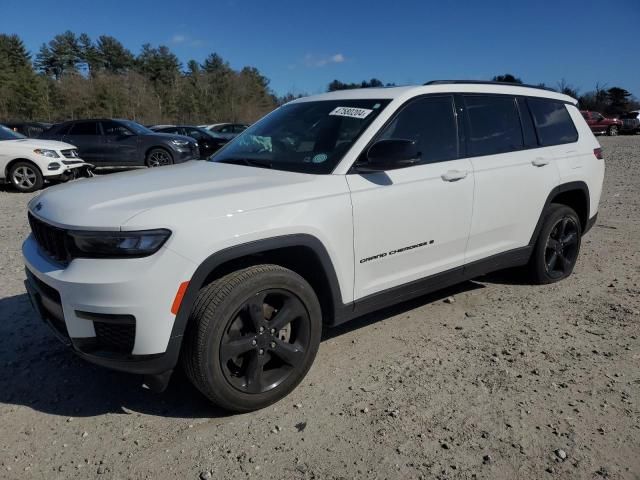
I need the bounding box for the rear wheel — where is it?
[182,265,322,412]
[607,125,618,136]
[145,148,173,167]
[529,204,582,284]
[9,161,43,193]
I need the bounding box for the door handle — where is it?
[532,157,550,167]
[441,170,468,182]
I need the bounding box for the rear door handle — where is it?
[532,157,550,167]
[441,170,468,182]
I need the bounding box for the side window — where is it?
[464,95,523,156]
[69,121,98,135]
[219,125,233,133]
[233,124,248,133]
[159,127,179,135]
[101,121,132,136]
[377,96,458,164]
[527,99,578,146]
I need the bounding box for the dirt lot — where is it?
[0,136,638,480]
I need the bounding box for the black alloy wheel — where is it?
[146,148,173,167]
[544,216,580,279]
[529,203,582,284]
[182,264,322,412]
[220,289,311,394]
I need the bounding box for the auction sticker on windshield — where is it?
[329,106,373,119]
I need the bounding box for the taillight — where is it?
[593,148,603,160]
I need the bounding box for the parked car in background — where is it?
[619,111,640,134]
[41,119,199,168]
[4,121,53,138]
[199,123,249,140]
[0,125,92,192]
[580,110,622,136]
[150,125,228,158]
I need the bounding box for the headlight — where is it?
[34,149,60,158]
[170,139,190,148]
[68,229,171,258]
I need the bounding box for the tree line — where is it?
[0,32,277,124]
[1,32,638,126]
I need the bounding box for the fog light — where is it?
[48,162,61,170]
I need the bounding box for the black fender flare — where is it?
[170,233,345,343]
[528,181,591,246]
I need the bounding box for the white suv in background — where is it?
[22,81,604,412]
[0,125,91,192]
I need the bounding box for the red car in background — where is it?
[581,110,622,136]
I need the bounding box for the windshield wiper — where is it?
[217,158,274,169]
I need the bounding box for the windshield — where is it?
[211,99,390,173]
[0,125,26,140]
[119,120,154,135]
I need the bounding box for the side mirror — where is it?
[364,139,421,171]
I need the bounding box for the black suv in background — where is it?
[41,119,199,167]
[150,125,228,158]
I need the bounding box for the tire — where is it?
[182,264,322,412]
[607,125,618,136]
[145,148,173,167]
[529,203,582,284]
[8,161,43,193]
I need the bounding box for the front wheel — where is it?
[529,204,582,284]
[607,125,618,136]
[182,265,322,412]
[145,148,173,167]
[9,161,43,193]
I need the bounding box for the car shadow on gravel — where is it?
[0,281,485,419]
[323,280,485,340]
[0,293,230,420]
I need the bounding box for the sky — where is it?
[2,0,639,98]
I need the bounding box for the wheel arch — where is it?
[144,145,173,162]
[171,234,346,342]
[529,181,591,245]
[4,158,42,180]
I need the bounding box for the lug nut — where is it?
[251,339,257,346]
[259,326,264,333]
[258,348,264,355]
[270,342,276,348]
[270,328,276,334]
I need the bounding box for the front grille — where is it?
[94,322,136,353]
[62,160,83,165]
[61,149,79,159]
[28,213,71,265]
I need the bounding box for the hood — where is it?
[28,161,323,229]
[5,138,76,150]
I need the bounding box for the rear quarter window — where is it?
[527,99,578,146]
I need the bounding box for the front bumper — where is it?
[22,234,196,375]
[172,144,200,163]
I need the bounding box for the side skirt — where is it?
[331,246,532,327]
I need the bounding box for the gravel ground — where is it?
[0,136,639,480]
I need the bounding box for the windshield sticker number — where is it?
[329,107,373,119]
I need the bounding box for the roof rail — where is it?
[424,80,557,92]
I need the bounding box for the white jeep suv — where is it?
[22,81,604,412]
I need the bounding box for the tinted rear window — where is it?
[464,95,523,156]
[528,99,578,146]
